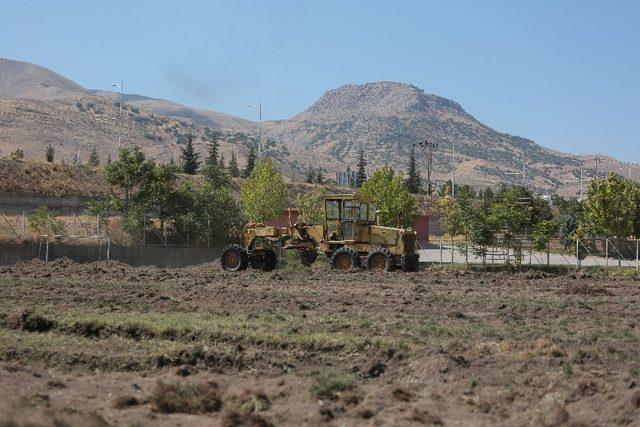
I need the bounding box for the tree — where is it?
[9,149,24,161]
[360,166,419,229]
[134,163,183,234]
[28,206,65,235]
[296,193,323,225]
[355,150,367,188]
[582,173,639,238]
[85,197,122,233]
[316,167,325,185]
[190,181,242,241]
[206,133,220,167]
[181,134,200,174]
[218,153,226,170]
[240,158,288,223]
[227,152,240,178]
[45,145,55,162]
[305,166,315,184]
[88,146,100,166]
[405,146,421,193]
[242,147,257,178]
[105,146,153,209]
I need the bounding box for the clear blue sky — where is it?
[2,1,639,160]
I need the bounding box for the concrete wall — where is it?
[0,242,224,268]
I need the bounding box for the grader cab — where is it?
[220,194,419,272]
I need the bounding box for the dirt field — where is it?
[0,259,639,426]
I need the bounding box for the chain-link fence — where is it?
[421,236,640,270]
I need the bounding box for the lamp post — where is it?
[112,80,124,151]
[248,102,262,158]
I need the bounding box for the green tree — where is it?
[88,146,100,166]
[405,146,421,193]
[9,149,24,161]
[296,193,323,225]
[360,166,419,229]
[28,206,65,235]
[582,173,639,238]
[227,152,240,178]
[134,163,183,234]
[190,181,243,241]
[85,197,122,233]
[181,134,200,174]
[305,166,315,184]
[45,145,55,162]
[532,219,559,251]
[355,150,367,188]
[240,158,288,223]
[206,133,219,167]
[105,146,153,209]
[218,153,226,170]
[315,167,325,185]
[242,147,257,178]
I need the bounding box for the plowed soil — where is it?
[1,258,639,426]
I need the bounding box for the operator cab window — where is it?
[342,200,360,221]
[368,203,377,222]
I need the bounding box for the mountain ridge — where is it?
[0,57,636,197]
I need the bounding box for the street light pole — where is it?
[451,141,456,198]
[249,102,262,158]
[112,80,124,151]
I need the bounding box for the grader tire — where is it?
[221,244,249,272]
[366,247,394,272]
[250,249,278,272]
[330,247,360,271]
[299,248,318,267]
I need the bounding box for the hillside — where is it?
[1,58,637,196]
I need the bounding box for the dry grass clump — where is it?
[150,380,222,414]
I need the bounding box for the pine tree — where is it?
[228,152,240,177]
[88,146,100,166]
[45,145,55,162]
[206,133,219,167]
[218,153,226,170]
[316,167,324,185]
[356,150,367,188]
[305,166,315,184]
[242,147,256,178]
[405,145,421,193]
[181,134,200,174]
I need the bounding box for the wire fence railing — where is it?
[422,236,640,270]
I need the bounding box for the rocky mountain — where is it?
[0,58,636,196]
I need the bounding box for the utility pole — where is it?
[579,160,584,202]
[112,80,124,151]
[594,155,601,177]
[451,141,456,198]
[249,102,262,158]
[416,140,438,197]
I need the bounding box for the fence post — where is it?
[547,242,550,266]
[142,217,146,246]
[107,237,111,261]
[636,239,639,272]
[45,235,49,262]
[605,239,609,272]
[439,236,443,266]
[451,238,454,264]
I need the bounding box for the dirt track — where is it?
[1,258,639,426]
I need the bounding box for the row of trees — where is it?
[180,134,254,179]
[439,173,640,266]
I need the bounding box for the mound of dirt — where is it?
[150,380,222,414]
[560,282,612,296]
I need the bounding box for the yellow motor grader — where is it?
[220,194,419,272]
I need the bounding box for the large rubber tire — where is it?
[401,253,420,272]
[330,247,360,271]
[366,247,394,272]
[249,249,278,272]
[221,244,249,272]
[299,248,318,267]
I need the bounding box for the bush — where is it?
[310,369,358,401]
[27,206,65,236]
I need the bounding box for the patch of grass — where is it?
[150,380,222,414]
[310,369,359,402]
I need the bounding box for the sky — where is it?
[2,0,639,161]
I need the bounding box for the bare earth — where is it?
[0,259,639,426]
